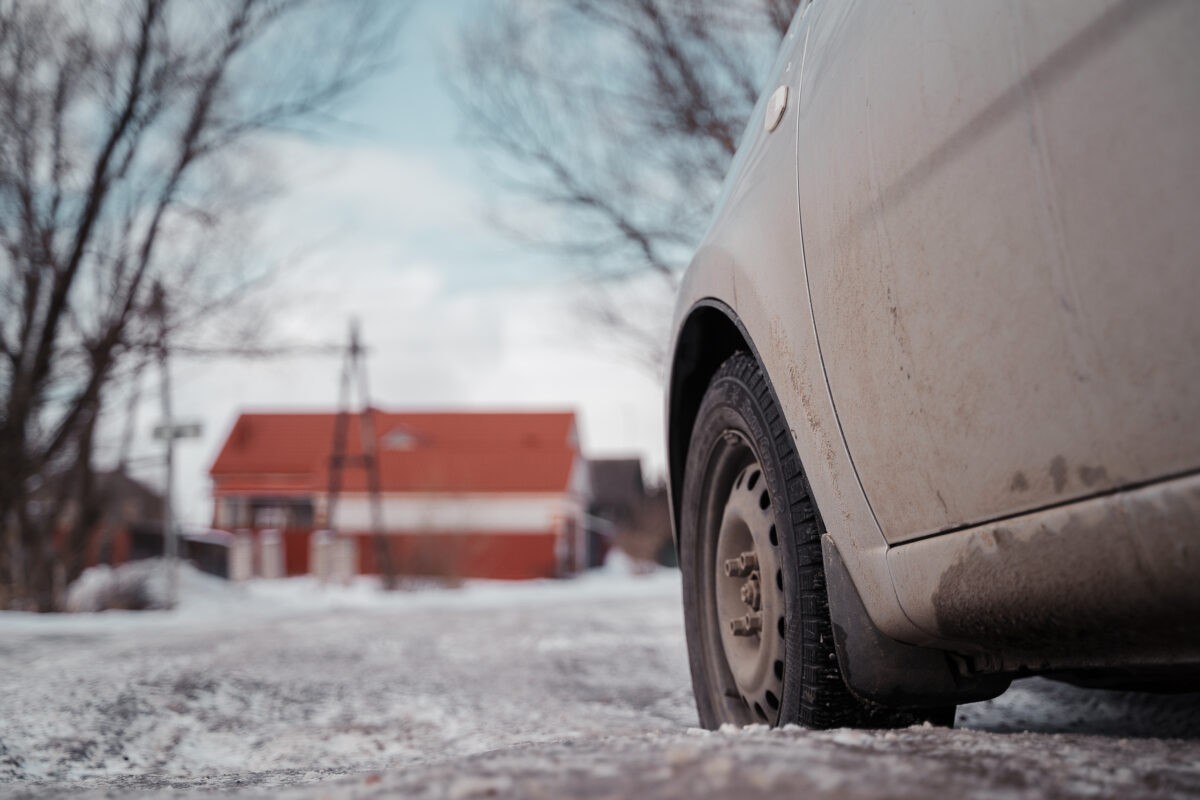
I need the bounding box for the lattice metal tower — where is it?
[326,319,397,589]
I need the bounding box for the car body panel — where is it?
[669,0,1200,674]
[670,4,927,643]
[887,470,1200,672]
[796,0,1200,544]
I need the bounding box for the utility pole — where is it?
[326,320,397,589]
[150,282,178,608]
[149,282,203,608]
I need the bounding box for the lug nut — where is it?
[740,572,761,610]
[724,551,759,577]
[729,612,763,637]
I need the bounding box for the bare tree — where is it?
[0,0,401,611]
[452,0,800,370]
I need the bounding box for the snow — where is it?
[3,561,1200,799]
[4,557,681,634]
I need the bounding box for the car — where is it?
[667,0,1200,729]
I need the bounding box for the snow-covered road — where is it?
[3,567,1200,798]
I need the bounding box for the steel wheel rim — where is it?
[704,434,786,725]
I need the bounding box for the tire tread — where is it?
[700,351,927,729]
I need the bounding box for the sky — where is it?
[139,2,669,527]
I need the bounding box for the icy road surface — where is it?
[3,565,1200,799]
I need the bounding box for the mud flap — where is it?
[822,535,1009,708]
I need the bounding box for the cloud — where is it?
[163,265,666,526]
[110,134,669,527]
[262,136,487,240]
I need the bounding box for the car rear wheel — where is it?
[680,351,950,728]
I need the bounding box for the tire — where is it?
[680,351,949,729]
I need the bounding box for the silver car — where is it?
[667,0,1200,729]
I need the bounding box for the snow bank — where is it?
[66,559,233,612]
[238,563,681,615]
[65,562,162,612]
[2,559,680,634]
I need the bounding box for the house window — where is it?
[246,496,315,529]
[221,497,245,528]
[383,428,418,450]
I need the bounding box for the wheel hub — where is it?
[714,461,785,723]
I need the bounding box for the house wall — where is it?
[321,492,583,533]
[260,528,565,580]
[215,491,589,580]
[355,531,562,580]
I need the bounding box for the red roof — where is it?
[210,410,580,495]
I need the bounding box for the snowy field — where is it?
[2,562,1200,799]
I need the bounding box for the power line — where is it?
[169,343,362,359]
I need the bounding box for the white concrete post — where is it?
[333,536,358,586]
[551,513,568,577]
[259,529,284,580]
[231,530,254,582]
[310,530,333,584]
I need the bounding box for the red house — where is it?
[209,410,589,580]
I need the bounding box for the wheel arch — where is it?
[667,299,1009,709]
[667,300,753,546]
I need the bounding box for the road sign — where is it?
[152,421,203,441]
